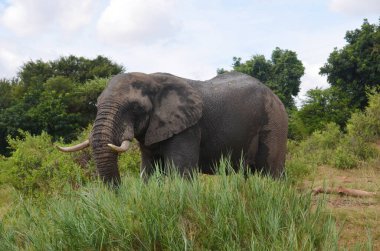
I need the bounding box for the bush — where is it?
[287,109,309,140]
[307,123,342,150]
[0,131,88,196]
[287,98,380,172]
[294,87,353,137]
[0,125,142,196]
[288,123,341,165]
[285,124,342,181]
[285,156,314,183]
[339,135,378,162]
[333,145,358,169]
[347,91,380,142]
[332,91,380,168]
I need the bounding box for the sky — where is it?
[0,0,379,101]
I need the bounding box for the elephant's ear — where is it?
[144,80,203,145]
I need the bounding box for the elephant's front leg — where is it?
[139,145,162,182]
[161,125,201,178]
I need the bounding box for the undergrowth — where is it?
[286,92,380,182]
[0,125,141,196]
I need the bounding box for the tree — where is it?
[50,55,124,83]
[19,55,124,91]
[320,19,380,110]
[0,55,124,155]
[295,87,352,136]
[0,78,18,109]
[230,48,305,109]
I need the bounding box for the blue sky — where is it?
[0,0,379,100]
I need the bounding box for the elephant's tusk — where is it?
[56,139,90,152]
[108,140,131,153]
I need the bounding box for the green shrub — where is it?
[287,113,379,172]
[285,157,314,183]
[288,123,341,166]
[288,109,309,140]
[340,135,378,161]
[332,145,358,169]
[307,123,342,150]
[0,131,87,195]
[293,87,353,137]
[347,91,380,142]
[0,125,142,195]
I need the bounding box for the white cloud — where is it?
[295,63,327,106]
[329,0,380,15]
[0,0,377,101]
[300,61,329,94]
[97,0,181,45]
[0,47,23,78]
[57,0,98,33]
[118,44,218,80]
[1,0,52,36]
[0,0,98,36]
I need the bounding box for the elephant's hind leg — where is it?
[255,94,288,178]
[244,134,259,175]
[255,130,286,178]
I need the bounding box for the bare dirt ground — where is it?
[302,158,380,250]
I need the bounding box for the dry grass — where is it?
[301,162,380,250]
[0,186,15,218]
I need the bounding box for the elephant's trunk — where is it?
[92,145,120,185]
[91,104,132,185]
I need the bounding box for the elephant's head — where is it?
[57,73,203,185]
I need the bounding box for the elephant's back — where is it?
[192,72,270,106]
[191,72,268,97]
[207,72,264,88]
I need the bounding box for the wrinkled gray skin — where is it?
[91,72,288,185]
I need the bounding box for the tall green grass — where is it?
[0,162,338,250]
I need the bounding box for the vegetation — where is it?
[287,91,380,182]
[320,19,380,110]
[0,125,141,196]
[290,87,353,137]
[0,165,339,250]
[347,91,380,142]
[0,55,124,155]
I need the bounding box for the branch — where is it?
[312,186,376,197]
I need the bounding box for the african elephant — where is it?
[58,72,288,185]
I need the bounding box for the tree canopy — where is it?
[320,19,380,110]
[289,87,352,138]
[0,55,124,155]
